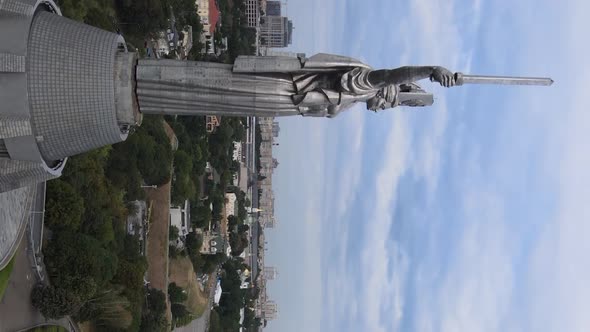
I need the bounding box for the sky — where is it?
[264,0,590,331]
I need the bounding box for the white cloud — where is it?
[320,1,480,331]
[407,1,590,332]
[413,175,516,332]
[360,113,412,332]
[523,4,590,329]
[329,110,366,220]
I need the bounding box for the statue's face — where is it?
[366,96,394,111]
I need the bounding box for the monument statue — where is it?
[136,56,457,118]
[136,56,552,118]
[0,0,552,194]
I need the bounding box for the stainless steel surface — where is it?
[455,72,554,86]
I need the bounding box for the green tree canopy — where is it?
[168,282,188,303]
[45,231,119,296]
[31,284,80,319]
[45,180,84,231]
[140,288,168,332]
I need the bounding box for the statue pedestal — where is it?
[0,0,138,192]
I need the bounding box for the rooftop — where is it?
[208,0,220,33]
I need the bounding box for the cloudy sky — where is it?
[264,0,590,331]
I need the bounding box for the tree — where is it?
[44,231,119,295]
[227,215,241,228]
[185,232,203,254]
[171,303,190,321]
[242,307,262,330]
[169,225,180,242]
[31,284,80,319]
[209,310,222,332]
[229,231,249,257]
[168,282,188,303]
[238,224,250,233]
[76,287,133,329]
[113,253,148,306]
[185,232,206,272]
[191,204,212,229]
[202,253,227,274]
[45,179,84,230]
[140,288,168,332]
[216,259,248,330]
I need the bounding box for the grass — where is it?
[169,256,208,318]
[0,256,15,300]
[145,120,177,324]
[145,182,172,310]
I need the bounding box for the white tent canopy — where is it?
[213,280,222,305]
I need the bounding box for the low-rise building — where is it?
[170,200,190,238]
[206,115,221,133]
[197,0,221,54]
[225,193,237,217]
[200,230,225,255]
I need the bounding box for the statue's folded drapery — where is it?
[136,54,389,118]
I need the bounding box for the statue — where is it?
[135,53,552,118]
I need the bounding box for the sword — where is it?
[407,72,553,107]
[454,73,554,86]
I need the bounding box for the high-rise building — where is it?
[260,16,293,48]
[245,0,260,28]
[260,49,303,58]
[265,1,281,16]
[272,121,280,137]
[262,301,278,320]
[264,266,279,280]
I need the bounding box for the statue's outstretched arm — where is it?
[368,66,455,88]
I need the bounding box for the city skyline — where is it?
[267,0,590,332]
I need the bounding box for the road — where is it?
[243,117,260,279]
[30,182,46,255]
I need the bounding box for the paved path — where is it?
[0,239,69,332]
[0,186,34,269]
[30,182,46,255]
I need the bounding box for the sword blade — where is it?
[456,73,554,86]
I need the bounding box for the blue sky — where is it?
[264,0,590,331]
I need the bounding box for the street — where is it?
[244,117,260,279]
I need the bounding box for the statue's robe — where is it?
[136,53,382,118]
